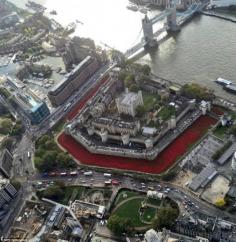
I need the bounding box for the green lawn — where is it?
[146,198,161,207]
[213,126,228,139]
[141,207,156,223]
[142,92,159,112]
[114,198,145,227]
[158,106,175,121]
[229,111,236,120]
[115,190,138,206]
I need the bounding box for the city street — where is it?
[12,134,35,178]
[29,169,236,224]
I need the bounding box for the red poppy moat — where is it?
[58,115,217,174]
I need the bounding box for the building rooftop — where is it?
[49,55,92,94]
[93,117,138,130]
[189,164,218,191]
[216,142,236,165]
[16,91,43,112]
[121,92,139,106]
[142,127,157,136]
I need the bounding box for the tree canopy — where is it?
[107,214,134,236]
[152,207,179,230]
[34,135,76,172]
[182,83,215,101]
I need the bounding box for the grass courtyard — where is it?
[142,92,160,112]
[111,190,166,228]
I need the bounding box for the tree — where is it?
[43,185,64,200]
[35,152,56,172]
[57,152,73,168]
[182,83,215,101]
[152,207,179,230]
[141,64,151,75]
[124,74,135,88]
[35,148,46,157]
[129,84,138,92]
[0,87,11,99]
[36,135,51,148]
[215,198,226,208]
[43,150,58,163]
[118,71,127,82]
[136,105,146,117]
[0,137,14,150]
[161,170,177,181]
[34,156,44,171]
[11,120,24,136]
[107,215,134,236]
[45,140,58,150]
[0,118,13,135]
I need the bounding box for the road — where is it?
[29,170,236,224]
[12,134,35,178]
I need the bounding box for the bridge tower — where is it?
[167,0,180,32]
[142,15,157,48]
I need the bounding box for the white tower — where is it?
[231,152,236,173]
[220,116,227,127]
[87,127,95,136]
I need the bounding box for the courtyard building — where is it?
[116,88,143,117]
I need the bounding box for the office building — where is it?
[0,149,13,178]
[6,76,50,124]
[14,91,50,124]
[0,179,17,208]
[48,56,99,107]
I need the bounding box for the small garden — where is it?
[108,189,179,236]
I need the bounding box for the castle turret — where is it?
[200,100,207,115]
[145,138,153,149]
[100,129,108,143]
[65,124,72,135]
[87,127,95,136]
[121,133,130,145]
[220,116,227,127]
[189,99,196,110]
[168,115,176,129]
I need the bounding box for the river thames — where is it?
[10,0,236,101]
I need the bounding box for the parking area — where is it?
[201,175,230,205]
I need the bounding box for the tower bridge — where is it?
[125,1,206,59]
